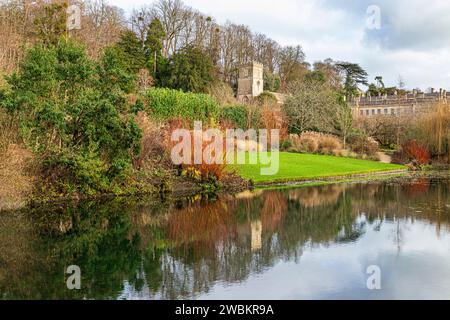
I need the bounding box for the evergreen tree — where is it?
[162,45,215,93]
[335,62,368,98]
[115,30,146,75]
[145,18,166,78]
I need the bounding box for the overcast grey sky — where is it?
[110,0,450,90]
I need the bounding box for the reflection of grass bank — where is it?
[256,173,410,191]
[232,152,406,185]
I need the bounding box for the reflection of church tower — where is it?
[251,220,262,251]
[237,61,264,102]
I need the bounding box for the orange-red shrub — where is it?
[402,140,431,164]
[164,121,228,182]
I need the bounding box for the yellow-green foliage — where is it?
[145,87,220,122]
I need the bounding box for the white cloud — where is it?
[109,0,450,90]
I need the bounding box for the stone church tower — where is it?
[237,61,264,102]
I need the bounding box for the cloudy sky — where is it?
[110,0,450,90]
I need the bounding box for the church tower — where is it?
[237,61,264,102]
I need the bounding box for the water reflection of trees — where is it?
[1,178,450,299]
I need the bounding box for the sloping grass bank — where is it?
[232,152,405,184]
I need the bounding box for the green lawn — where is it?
[231,152,405,184]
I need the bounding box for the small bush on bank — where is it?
[280,139,293,151]
[145,87,220,123]
[392,140,431,165]
[318,135,343,155]
[403,140,431,164]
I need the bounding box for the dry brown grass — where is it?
[0,143,34,211]
[132,111,168,170]
[0,109,18,153]
[207,82,237,105]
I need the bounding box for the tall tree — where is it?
[162,45,215,93]
[283,80,340,133]
[33,2,68,46]
[335,62,368,99]
[145,18,166,77]
[278,45,308,91]
[313,59,341,89]
[115,30,146,75]
[74,0,126,59]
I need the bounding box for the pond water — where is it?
[1,177,450,300]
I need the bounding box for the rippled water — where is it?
[1,177,450,299]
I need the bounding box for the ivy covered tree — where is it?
[1,39,141,195]
[263,70,281,92]
[145,18,166,78]
[33,2,68,47]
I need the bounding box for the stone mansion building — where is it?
[351,88,449,118]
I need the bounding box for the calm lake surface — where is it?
[1,177,450,300]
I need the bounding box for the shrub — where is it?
[300,137,319,153]
[289,132,342,155]
[145,87,220,123]
[318,135,342,155]
[256,91,278,105]
[207,82,236,105]
[220,105,249,129]
[132,112,168,170]
[348,132,380,158]
[163,122,228,182]
[280,139,293,151]
[259,105,288,141]
[1,40,141,196]
[402,140,431,165]
[39,150,110,196]
[182,134,228,182]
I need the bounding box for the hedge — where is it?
[145,88,220,122]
